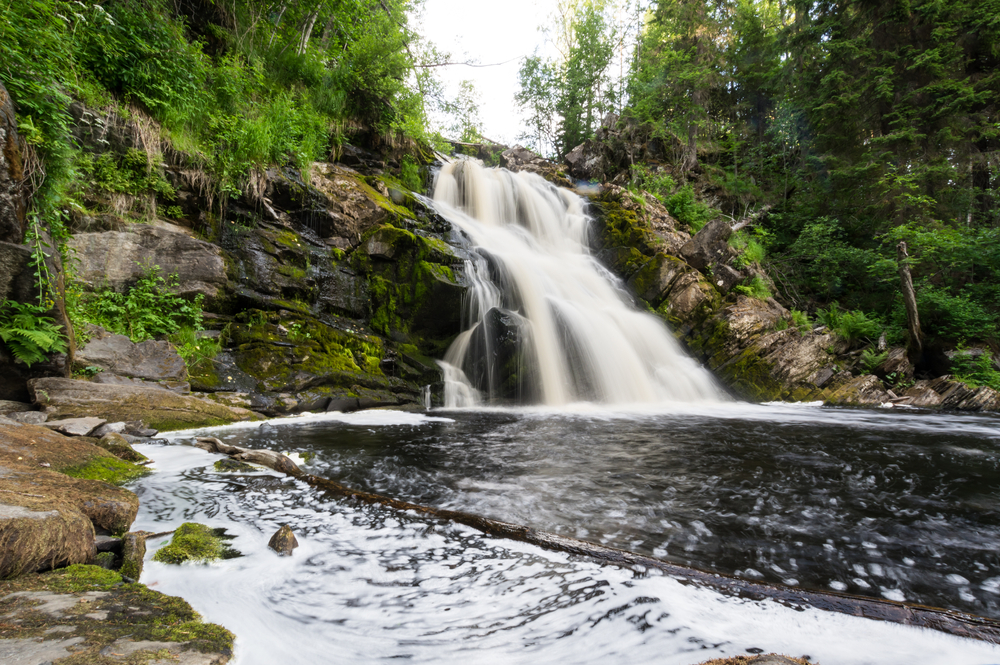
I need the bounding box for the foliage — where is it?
[790,309,811,334]
[74,265,203,342]
[950,350,1000,392]
[729,229,766,268]
[859,349,888,375]
[0,300,68,367]
[817,304,882,345]
[629,164,677,202]
[664,185,715,232]
[171,327,222,373]
[733,275,772,300]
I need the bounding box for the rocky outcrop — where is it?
[0,241,32,303]
[68,223,227,300]
[74,328,188,382]
[0,82,27,245]
[679,219,732,270]
[28,378,260,431]
[499,147,573,187]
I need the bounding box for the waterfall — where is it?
[432,159,722,407]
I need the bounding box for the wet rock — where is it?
[679,218,732,270]
[213,458,259,473]
[91,421,127,438]
[711,263,744,294]
[0,502,96,578]
[0,82,27,244]
[306,162,400,246]
[820,374,892,406]
[44,417,107,437]
[879,346,914,380]
[267,525,299,556]
[29,377,260,431]
[95,535,122,553]
[120,532,146,580]
[627,254,693,307]
[68,223,228,301]
[75,328,188,382]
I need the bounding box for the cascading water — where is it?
[431,159,722,407]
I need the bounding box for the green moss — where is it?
[37,564,124,592]
[357,178,415,220]
[718,348,784,401]
[213,458,258,473]
[152,523,239,564]
[60,455,151,486]
[274,229,303,248]
[278,264,307,280]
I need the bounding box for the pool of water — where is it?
[132,404,1000,664]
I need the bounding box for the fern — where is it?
[0,300,68,367]
[859,348,889,374]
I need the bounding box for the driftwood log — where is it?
[193,436,1000,644]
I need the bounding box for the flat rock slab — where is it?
[8,411,47,424]
[0,399,31,413]
[0,565,233,663]
[29,378,261,431]
[43,417,106,437]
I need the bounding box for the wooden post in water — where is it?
[897,241,922,363]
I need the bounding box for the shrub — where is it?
[950,350,1000,391]
[75,265,203,342]
[665,185,715,232]
[734,275,773,300]
[791,310,812,334]
[170,326,222,373]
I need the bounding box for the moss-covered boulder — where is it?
[152,523,239,564]
[0,564,234,662]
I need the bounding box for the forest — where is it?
[1,0,999,384]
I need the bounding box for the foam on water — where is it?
[132,442,1000,665]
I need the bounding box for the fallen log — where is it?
[192,436,1000,644]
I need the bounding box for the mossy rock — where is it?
[213,458,259,473]
[60,455,151,487]
[0,564,235,659]
[152,523,240,564]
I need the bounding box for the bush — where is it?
[665,185,715,232]
[734,275,773,300]
[859,348,888,374]
[74,265,203,342]
[950,350,1000,391]
[791,310,812,333]
[816,304,882,344]
[170,326,222,373]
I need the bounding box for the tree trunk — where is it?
[897,241,922,363]
[297,9,320,56]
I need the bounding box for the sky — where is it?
[414,0,562,145]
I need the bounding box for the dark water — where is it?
[222,403,1000,619]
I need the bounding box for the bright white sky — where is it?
[414,0,562,145]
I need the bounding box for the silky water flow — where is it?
[430,159,722,407]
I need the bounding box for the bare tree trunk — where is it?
[681,33,707,174]
[898,241,922,363]
[297,9,320,56]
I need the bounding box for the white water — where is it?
[132,416,1000,665]
[431,160,722,407]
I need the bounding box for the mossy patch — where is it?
[213,458,258,473]
[60,456,151,486]
[0,565,235,658]
[152,523,240,564]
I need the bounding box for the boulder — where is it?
[627,254,693,307]
[267,525,299,556]
[0,399,31,413]
[820,374,892,406]
[7,410,47,425]
[68,223,227,300]
[120,532,146,580]
[306,162,398,247]
[679,218,732,270]
[0,499,96,578]
[499,147,572,187]
[29,377,260,431]
[0,82,27,245]
[75,330,188,382]
[564,139,606,181]
[43,417,107,437]
[879,347,914,380]
[711,264,744,294]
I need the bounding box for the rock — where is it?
[679,218,732,270]
[93,373,191,394]
[68,223,228,301]
[0,501,96,578]
[711,263,744,294]
[903,380,945,407]
[152,523,238,564]
[564,139,606,181]
[0,399,31,413]
[499,146,572,186]
[29,377,261,431]
[821,374,892,406]
[97,432,149,463]
[267,525,299,556]
[120,532,146,580]
[0,241,32,303]
[91,421,127,437]
[880,346,914,380]
[7,410,48,424]
[75,328,188,381]
[0,82,27,244]
[661,271,720,325]
[0,564,234,662]
[627,254,693,307]
[43,417,107,437]
[95,535,122,553]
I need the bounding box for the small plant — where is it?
[729,230,767,269]
[816,304,881,344]
[629,164,676,202]
[287,321,311,341]
[75,365,104,377]
[773,317,789,331]
[171,326,222,372]
[885,371,914,391]
[664,184,715,232]
[791,310,812,334]
[859,348,889,374]
[75,264,203,342]
[734,275,773,300]
[0,300,68,367]
[950,349,1000,391]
